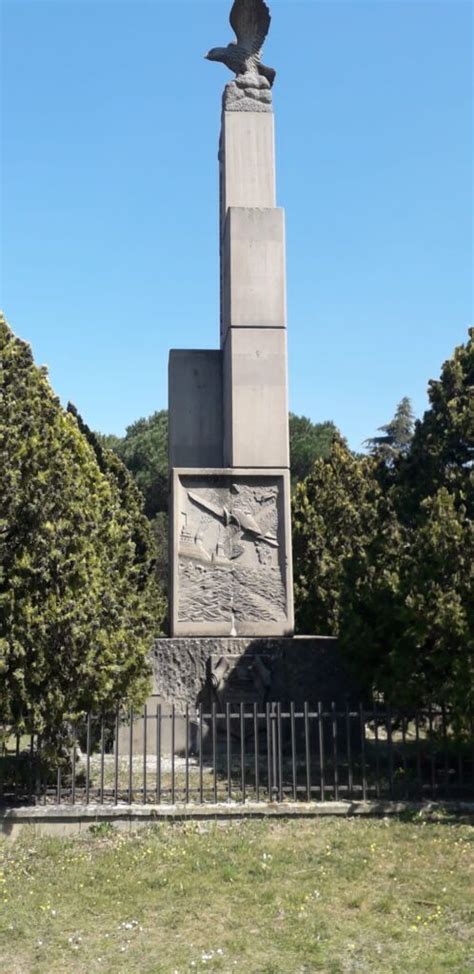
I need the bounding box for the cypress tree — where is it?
[0,315,164,739]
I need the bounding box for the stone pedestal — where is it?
[121,636,351,755]
[151,636,350,710]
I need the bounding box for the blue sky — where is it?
[1,0,472,449]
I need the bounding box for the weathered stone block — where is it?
[151,636,353,712]
[221,207,286,339]
[170,468,294,637]
[169,350,223,468]
[220,111,276,221]
[223,327,289,468]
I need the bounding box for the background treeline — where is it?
[1,310,472,737]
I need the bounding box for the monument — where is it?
[149,0,345,724]
[169,0,292,640]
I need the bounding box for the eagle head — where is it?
[204,47,227,63]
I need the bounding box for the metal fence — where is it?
[1,702,473,807]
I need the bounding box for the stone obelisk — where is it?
[168,0,293,639]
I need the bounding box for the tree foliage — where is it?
[292,435,390,636]
[0,316,164,738]
[289,414,337,483]
[293,331,473,716]
[99,411,168,519]
[364,396,415,463]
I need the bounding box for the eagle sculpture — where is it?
[205,0,276,88]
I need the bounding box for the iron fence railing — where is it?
[1,702,473,807]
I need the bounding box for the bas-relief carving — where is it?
[205,0,275,111]
[176,475,287,630]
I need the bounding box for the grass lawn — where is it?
[0,814,473,973]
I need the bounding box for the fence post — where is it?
[304,702,311,802]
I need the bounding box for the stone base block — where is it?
[221,207,286,338]
[121,637,358,756]
[151,635,353,709]
[223,328,289,468]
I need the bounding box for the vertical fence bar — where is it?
[28,735,34,803]
[184,704,189,804]
[470,712,474,786]
[56,766,61,805]
[401,713,407,796]
[471,713,474,791]
[143,705,147,805]
[86,715,91,805]
[415,710,422,800]
[212,702,217,803]
[359,704,367,801]
[171,705,175,805]
[429,705,435,799]
[199,703,203,804]
[271,703,277,802]
[114,710,120,803]
[156,703,161,804]
[254,702,260,802]
[318,702,325,801]
[71,728,76,806]
[36,735,43,806]
[128,708,134,804]
[266,702,272,801]
[277,702,283,802]
[374,703,381,800]
[291,701,297,801]
[240,703,245,803]
[345,702,353,801]
[304,702,311,802]
[458,746,464,793]
[14,734,20,799]
[226,703,232,801]
[442,706,449,799]
[100,718,105,805]
[387,706,394,800]
[332,703,339,801]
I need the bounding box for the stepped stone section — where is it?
[169,350,223,469]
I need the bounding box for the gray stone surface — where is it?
[169,350,223,468]
[219,112,276,223]
[223,76,272,113]
[6,802,463,840]
[223,327,289,468]
[222,207,286,338]
[170,469,293,637]
[151,636,350,710]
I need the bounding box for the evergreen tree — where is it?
[292,435,389,636]
[364,397,415,462]
[289,414,337,484]
[341,331,474,715]
[400,330,473,509]
[98,411,169,519]
[0,316,163,739]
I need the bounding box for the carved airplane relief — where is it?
[179,487,279,567]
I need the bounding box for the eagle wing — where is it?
[229,0,271,56]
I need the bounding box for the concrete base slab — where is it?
[2,801,473,839]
